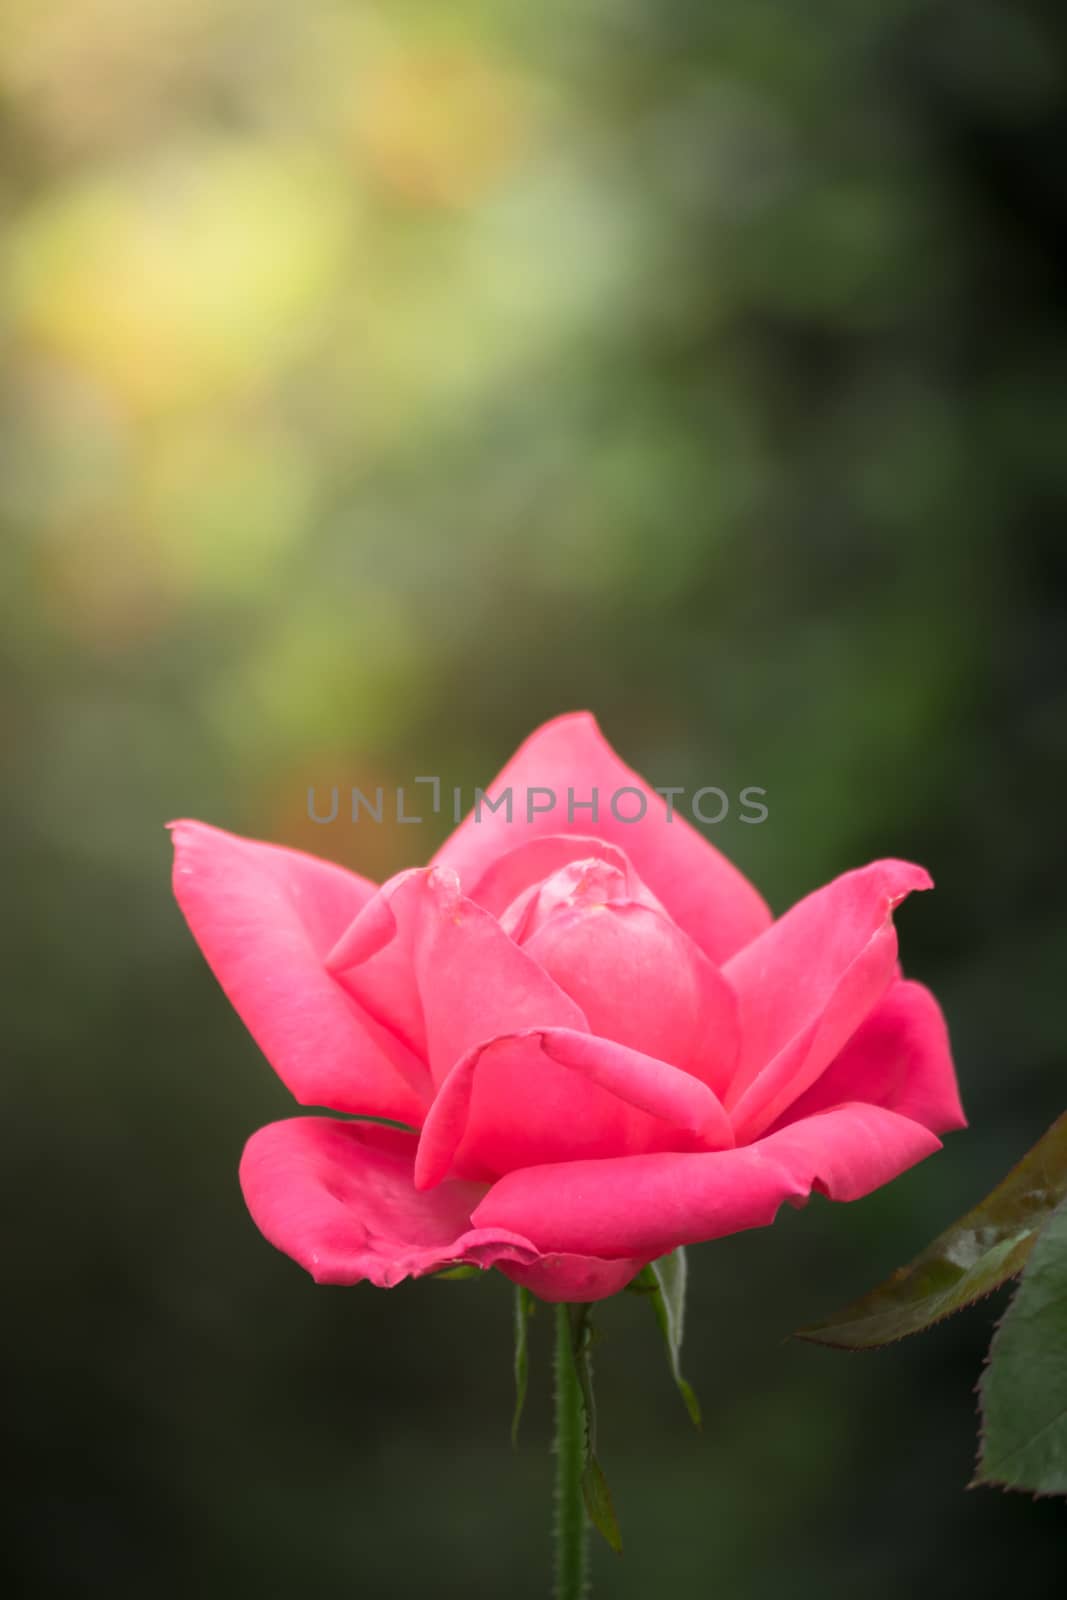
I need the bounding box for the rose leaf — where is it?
[797,1111,1067,1349]
[975,1193,1067,1496]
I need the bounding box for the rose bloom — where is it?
[170,713,965,1302]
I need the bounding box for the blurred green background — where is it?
[3,0,1066,1593]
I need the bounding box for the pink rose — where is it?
[170,713,965,1303]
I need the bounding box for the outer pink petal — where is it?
[239,1118,540,1287]
[432,711,772,966]
[326,867,587,1088]
[524,900,739,1094]
[472,1102,941,1259]
[169,821,429,1123]
[723,860,932,1141]
[769,979,966,1136]
[414,1026,734,1190]
[319,867,429,1059]
[499,1254,645,1303]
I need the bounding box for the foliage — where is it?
[801,1113,1067,1497]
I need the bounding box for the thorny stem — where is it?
[553,1303,590,1598]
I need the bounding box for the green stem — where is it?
[553,1303,590,1599]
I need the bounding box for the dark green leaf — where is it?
[797,1111,1067,1349]
[511,1284,535,1447]
[976,1194,1067,1496]
[432,1264,482,1281]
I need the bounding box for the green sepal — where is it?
[581,1455,623,1555]
[432,1264,482,1280]
[633,1249,702,1427]
[568,1305,623,1553]
[511,1285,535,1447]
[797,1111,1067,1349]
[975,1193,1067,1496]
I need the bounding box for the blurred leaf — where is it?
[10,143,350,413]
[635,1250,702,1426]
[797,1112,1067,1348]
[511,1284,535,1447]
[976,1195,1067,1496]
[432,1265,481,1281]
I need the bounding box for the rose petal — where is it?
[239,1118,540,1287]
[169,821,429,1122]
[473,1102,941,1259]
[468,835,638,921]
[500,855,664,942]
[499,1253,645,1303]
[414,1026,734,1190]
[523,899,739,1094]
[320,867,429,1058]
[724,860,933,1141]
[327,867,587,1087]
[769,979,966,1136]
[432,711,772,966]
